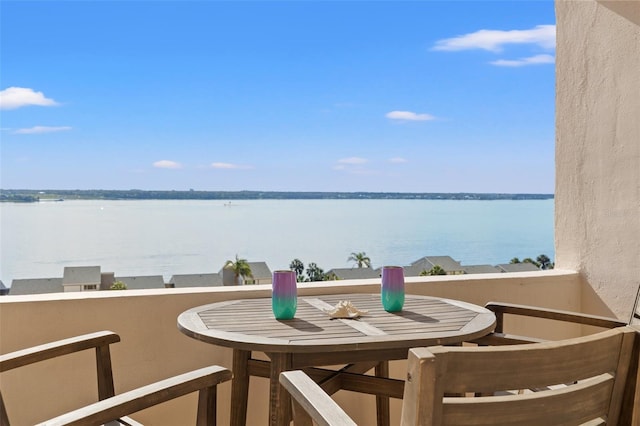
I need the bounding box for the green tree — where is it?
[289,258,305,282]
[522,258,541,268]
[419,265,447,276]
[110,280,127,290]
[347,251,371,268]
[325,271,339,281]
[224,254,253,285]
[510,257,521,264]
[305,262,326,282]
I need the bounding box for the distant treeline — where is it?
[1,189,554,202]
[0,193,40,203]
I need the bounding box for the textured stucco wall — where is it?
[555,0,640,319]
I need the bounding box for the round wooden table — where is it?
[178,293,495,426]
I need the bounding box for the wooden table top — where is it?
[178,293,495,354]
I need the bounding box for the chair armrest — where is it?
[280,370,357,426]
[36,365,232,426]
[485,301,627,333]
[0,331,120,372]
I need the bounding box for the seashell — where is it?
[323,300,368,319]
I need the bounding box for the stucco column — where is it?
[555,0,640,319]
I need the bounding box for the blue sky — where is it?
[1,1,556,193]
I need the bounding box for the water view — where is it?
[0,198,554,285]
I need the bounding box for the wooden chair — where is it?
[280,326,639,425]
[0,331,232,426]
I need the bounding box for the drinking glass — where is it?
[272,270,297,320]
[381,266,405,312]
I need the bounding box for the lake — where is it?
[0,199,554,285]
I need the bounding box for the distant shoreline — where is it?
[1,189,554,202]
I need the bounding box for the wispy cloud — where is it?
[211,162,252,170]
[0,87,60,110]
[490,54,555,67]
[389,157,408,164]
[386,111,435,121]
[13,125,72,134]
[333,157,375,175]
[432,24,555,53]
[337,157,368,165]
[153,160,182,169]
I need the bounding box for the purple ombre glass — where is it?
[381,266,405,312]
[272,270,297,320]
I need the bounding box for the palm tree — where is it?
[522,258,541,268]
[536,254,552,270]
[224,254,253,285]
[347,251,371,268]
[510,257,521,264]
[305,262,326,282]
[289,259,305,282]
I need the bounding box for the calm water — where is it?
[0,199,554,285]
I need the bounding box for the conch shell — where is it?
[324,300,368,319]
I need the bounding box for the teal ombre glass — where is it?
[272,270,297,320]
[381,266,405,312]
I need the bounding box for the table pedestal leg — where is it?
[268,352,293,426]
[230,349,250,426]
[375,361,390,426]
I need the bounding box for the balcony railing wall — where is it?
[1,270,604,425]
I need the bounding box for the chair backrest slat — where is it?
[441,374,613,426]
[430,329,624,394]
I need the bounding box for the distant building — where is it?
[10,278,64,295]
[462,265,501,274]
[244,262,272,285]
[0,280,8,296]
[496,263,540,273]
[168,273,223,288]
[63,266,101,292]
[326,268,380,280]
[404,256,465,276]
[115,275,166,290]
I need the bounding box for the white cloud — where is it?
[0,87,60,110]
[490,54,555,67]
[432,25,555,53]
[389,157,408,164]
[153,160,182,169]
[211,162,252,170]
[334,157,377,175]
[13,126,72,134]
[337,157,368,165]
[386,111,435,121]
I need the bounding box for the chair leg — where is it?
[196,386,217,426]
[0,393,9,426]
